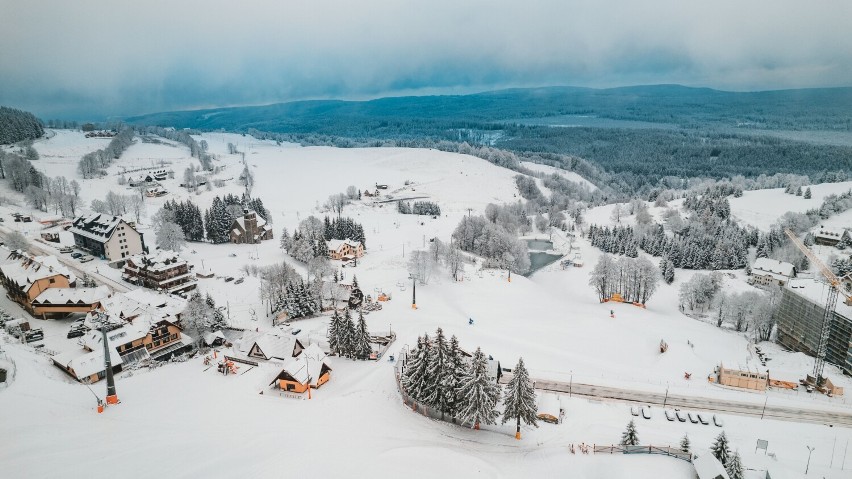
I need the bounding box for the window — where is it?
[49,278,55,284]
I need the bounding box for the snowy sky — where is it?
[1,0,851,119]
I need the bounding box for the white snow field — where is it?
[520,160,598,191]
[729,182,852,231]
[0,130,849,478]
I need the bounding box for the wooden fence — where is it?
[593,444,692,462]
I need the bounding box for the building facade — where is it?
[749,258,795,288]
[776,280,852,376]
[230,210,273,244]
[69,214,145,262]
[123,251,197,295]
[327,239,364,260]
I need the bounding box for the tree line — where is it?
[398,200,441,216]
[280,216,366,264]
[0,106,43,145]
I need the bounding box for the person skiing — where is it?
[468,318,474,325]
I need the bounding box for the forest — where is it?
[0,106,44,145]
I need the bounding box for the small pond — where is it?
[525,238,562,276]
[526,239,554,251]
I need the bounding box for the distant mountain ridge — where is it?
[125,84,852,133]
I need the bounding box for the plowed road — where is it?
[534,379,852,427]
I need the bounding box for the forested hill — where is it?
[0,106,45,144]
[126,85,852,133]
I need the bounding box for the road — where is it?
[0,225,129,293]
[533,378,852,427]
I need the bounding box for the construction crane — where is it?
[784,229,852,386]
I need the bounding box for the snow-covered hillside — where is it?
[0,130,848,479]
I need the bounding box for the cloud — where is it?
[1,0,850,118]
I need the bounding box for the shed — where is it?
[692,454,730,479]
[536,392,562,424]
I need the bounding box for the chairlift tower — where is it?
[93,311,120,408]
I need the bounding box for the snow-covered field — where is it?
[729,182,852,231]
[520,161,598,191]
[0,130,849,478]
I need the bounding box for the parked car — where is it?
[67,327,86,339]
[641,406,652,420]
[25,328,44,342]
[234,277,244,284]
[291,329,302,335]
[675,410,687,422]
[697,414,709,425]
[79,255,94,263]
[688,412,699,424]
[712,415,724,427]
[224,276,234,282]
[59,246,73,253]
[70,252,83,259]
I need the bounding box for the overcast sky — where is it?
[1,0,850,119]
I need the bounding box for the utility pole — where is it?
[411,279,417,310]
[761,396,768,419]
[98,313,119,410]
[663,384,669,408]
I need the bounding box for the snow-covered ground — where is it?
[729,182,852,232]
[0,130,849,478]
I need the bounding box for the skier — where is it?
[610,309,615,318]
[468,318,474,325]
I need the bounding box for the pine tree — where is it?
[804,187,812,199]
[351,274,359,289]
[443,335,467,420]
[711,431,731,466]
[726,450,743,479]
[456,347,500,429]
[501,357,538,439]
[679,434,690,453]
[340,308,357,358]
[620,419,639,446]
[795,186,803,196]
[755,240,768,259]
[328,309,342,355]
[353,309,372,359]
[423,328,450,412]
[402,334,432,401]
[663,259,675,284]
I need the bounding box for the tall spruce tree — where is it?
[423,328,450,413]
[442,335,467,420]
[456,347,500,429]
[340,308,357,358]
[621,419,639,446]
[328,309,342,355]
[353,309,372,359]
[402,334,432,401]
[725,450,743,479]
[501,357,538,439]
[711,431,731,466]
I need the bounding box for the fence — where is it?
[593,444,692,462]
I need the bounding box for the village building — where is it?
[813,226,849,246]
[0,250,79,315]
[327,238,364,261]
[692,454,730,479]
[122,250,197,295]
[749,258,796,288]
[94,288,188,326]
[229,209,273,244]
[714,363,769,391]
[242,332,305,361]
[128,169,168,187]
[270,344,332,392]
[69,213,145,262]
[51,316,191,382]
[31,286,111,319]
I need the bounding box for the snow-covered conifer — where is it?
[501,357,538,439]
[456,347,500,429]
[711,431,731,465]
[620,419,639,446]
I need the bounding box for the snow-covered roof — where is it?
[125,250,187,273]
[692,454,730,479]
[252,334,301,360]
[327,238,361,251]
[80,322,150,351]
[52,345,124,381]
[234,210,267,231]
[32,286,111,305]
[69,214,128,243]
[0,251,77,292]
[202,330,226,345]
[814,226,846,241]
[98,289,187,322]
[752,258,795,278]
[786,277,852,318]
[277,353,331,387]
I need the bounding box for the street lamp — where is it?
[806,445,815,474]
[663,383,669,408]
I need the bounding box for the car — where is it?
[291,328,301,335]
[697,414,709,425]
[70,252,83,259]
[234,277,244,284]
[67,328,86,338]
[675,410,687,422]
[25,328,44,342]
[224,276,234,282]
[688,412,699,424]
[59,246,73,253]
[79,255,94,263]
[641,406,652,420]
